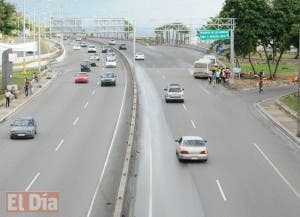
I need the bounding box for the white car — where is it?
[105,59,117,68]
[108,39,116,45]
[73,44,81,50]
[164,84,184,103]
[135,52,145,60]
[88,45,97,53]
[90,54,100,61]
[176,136,208,162]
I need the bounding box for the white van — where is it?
[192,58,213,78]
[203,55,217,66]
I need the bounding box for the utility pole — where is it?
[22,0,27,75]
[230,19,235,81]
[297,29,300,137]
[133,20,136,71]
[38,20,41,73]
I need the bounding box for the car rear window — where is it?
[169,87,181,92]
[182,140,205,147]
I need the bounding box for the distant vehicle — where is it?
[73,44,81,50]
[106,53,116,61]
[105,59,117,68]
[90,54,100,61]
[176,136,208,162]
[26,51,34,55]
[164,84,184,103]
[119,44,127,50]
[63,36,68,40]
[108,39,116,45]
[135,52,145,60]
[100,72,116,86]
[192,58,212,78]
[10,117,37,139]
[80,42,88,47]
[75,72,89,83]
[102,45,110,53]
[90,59,97,67]
[88,45,97,53]
[75,37,82,41]
[80,61,91,72]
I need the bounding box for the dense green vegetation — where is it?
[216,0,300,79]
[281,95,298,112]
[0,0,18,35]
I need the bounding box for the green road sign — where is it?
[199,30,230,41]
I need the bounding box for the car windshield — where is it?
[169,87,182,92]
[89,46,95,48]
[182,139,205,147]
[137,53,143,55]
[103,73,114,78]
[77,73,87,76]
[13,119,30,126]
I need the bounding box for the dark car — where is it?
[119,44,127,50]
[90,59,97,67]
[80,61,91,72]
[10,117,37,139]
[102,45,110,53]
[101,72,116,86]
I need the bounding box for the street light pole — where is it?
[297,29,300,137]
[133,20,136,72]
[38,20,41,73]
[22,0,27,75]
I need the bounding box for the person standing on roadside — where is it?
[212,70,217,87]
[259,78,263,94]
[5,89,12,108]
[24,78,30,96]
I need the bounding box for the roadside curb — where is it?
[0,70,57,123]
[275,96,297,119]
[255,100,300,146]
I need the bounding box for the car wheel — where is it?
[10,135,14,140]
[181,99,185,103]
[101,83,103,87]
[203,159,208,162]
[35,130,37,135]
[114,82,116,86]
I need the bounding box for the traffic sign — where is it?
[199,30,230,41]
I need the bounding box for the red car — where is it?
[75,72,89,83]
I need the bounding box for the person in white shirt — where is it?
[5,90,12,108]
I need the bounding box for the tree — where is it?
[124,20,133,40]
[0,0,17,35]
[218,0,272,75]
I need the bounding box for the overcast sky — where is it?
[8,0,225,25]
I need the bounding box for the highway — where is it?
[0,41,133,217]
[117,42,300,217]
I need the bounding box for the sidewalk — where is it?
[257,97,300,145]
[0,68,58,123]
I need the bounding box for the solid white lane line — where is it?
[97,81,100,85]
[92,90,96,95]
[84,102,89,109]
[55,139,65,152]
[200,86,210,95]
[149,143,153,217]
[216,179,227,201]
[86,56,128,217]
[25,172,40,192]
[254,143,300,200]
[191,120,196,128]
[182,104,187,111]
[73,117,79,126]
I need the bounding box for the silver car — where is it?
[176,136,208,162]
[101,72,116,86]
[164,84,184,103]
[10,117,37,139]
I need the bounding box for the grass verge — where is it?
[281,94,298,112]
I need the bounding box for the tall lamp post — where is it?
[297,29,300,137]
[22,0,27,75]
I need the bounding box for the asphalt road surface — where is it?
[116,41,300,217]
[0,41,133,217]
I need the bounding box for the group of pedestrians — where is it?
[3,71,40,108]
[208,66,231,87]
